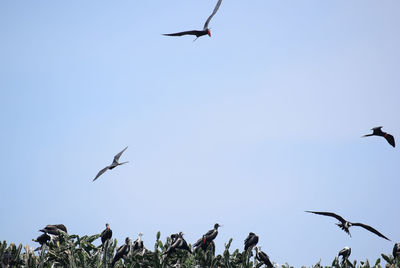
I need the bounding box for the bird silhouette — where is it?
[112,237,130,267]
[133,232,145,253]
[93,146,129,181]
[362,126,395,147]
[193,223,221,251]
[338,247,351,264]
[100,223,112,246]
[39,224,68,235]
[254,246,273,268]
[163,0,222,41]
[305,211,390,240]
[393,243,400,259]
[164,232,191,256]
[244,232,259,250]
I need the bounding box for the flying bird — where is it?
[393,243,400,259]
[163,0,222,40]
[100,223,112,246]
[39,224,68,235]
[93,146,129,181]
[254,246,273,268]
[362,126,395,147]
[193,223,221,251]
[244,232,259,250]
[305,211,390,240]
[112,237,130,267]
[338,247,351,264]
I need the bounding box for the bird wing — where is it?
[351,222,391,241]
[163,30,202,36]
[259,251,273,268]
[193,237,203,247]
[114,146,128,162]
[203,0,223,29]
[372,126,383,131]
[384,133,395,147]
[93,166,109,181]
[205,229,214,236]
[305,211,346,223]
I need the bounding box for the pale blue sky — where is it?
[0,0,399,266]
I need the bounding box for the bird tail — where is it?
[362,134,373,137]
[119,161,129,165]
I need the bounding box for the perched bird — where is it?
[254,246,273,268]
[132,232,144,252]
[112,237,130,267]
[305,211,390,240]
[362,126,395,147]
[163,0,222,41]
[34,233,51,246]
[100,223,112,246]
[39,224,68,235]
[93,146,129,181]
[393,243,400,259]
[165,232,191,256]
[338,247,351,263]
[244,232,259,250]
[193,223,221,251]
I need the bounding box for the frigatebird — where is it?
[244,232,259,250]
[163,0,222,41]
[100,223,112,246]
[338,247,351,264]
[165,232,191,256]
[93,146,129,181]
[254,246,273,268]
[39,224,68,235]
[33,233,51,250]
[305,211,390,240]
[394,243,400,259]
[362,126,395,147]
[112,237,130,267]
[193,223,221,251]
[132,232,144,253]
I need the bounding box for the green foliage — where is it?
[0,233,398,268]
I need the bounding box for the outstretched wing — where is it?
[93,166,109,181]
[305,211,346,224]
[384,133,395,147]
[114,146,128,162]
[163,30,202,37]
[203,0,222,29]
[371,126,383,131]
[352,222,391,241]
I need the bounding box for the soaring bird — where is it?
[39,224,68,235]
[93,146,129,181]
[305,211,390,240]
[362,126,395,147]
[165,232,191,256]
[393,243,400,259]
[132,232,144,252]
[112,237,130,267]
[338,247,351,263]
[244,232,259,250]
[100,223,112,246]
[254,246,273,268]
[193,223,221,251]
[163,0,222,41]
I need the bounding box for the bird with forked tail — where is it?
[362,126,395,147]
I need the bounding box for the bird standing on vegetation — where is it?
[33,233,51,250]
[165,232,191,256]
[254,246,273,268]
[244,232,259,250]
[39,224,68,235]
[362,126,395,147]
[163,0,222,41]
[393,243,400,259]
[338,247,351,264]
[193,223,221,251]
[93,146,129,181]
[305,211,390,240]
[132,232,144,253]
[100,223,112,246]
[112,237,131,267]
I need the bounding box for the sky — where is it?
[0,0,399,266]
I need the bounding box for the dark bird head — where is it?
[125,237,130,244]
[214,223,221,229]
[106,223,110,230]
[249,232,256,236]
[207,29,211,37]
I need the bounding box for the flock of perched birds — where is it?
[29,0,397,267]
